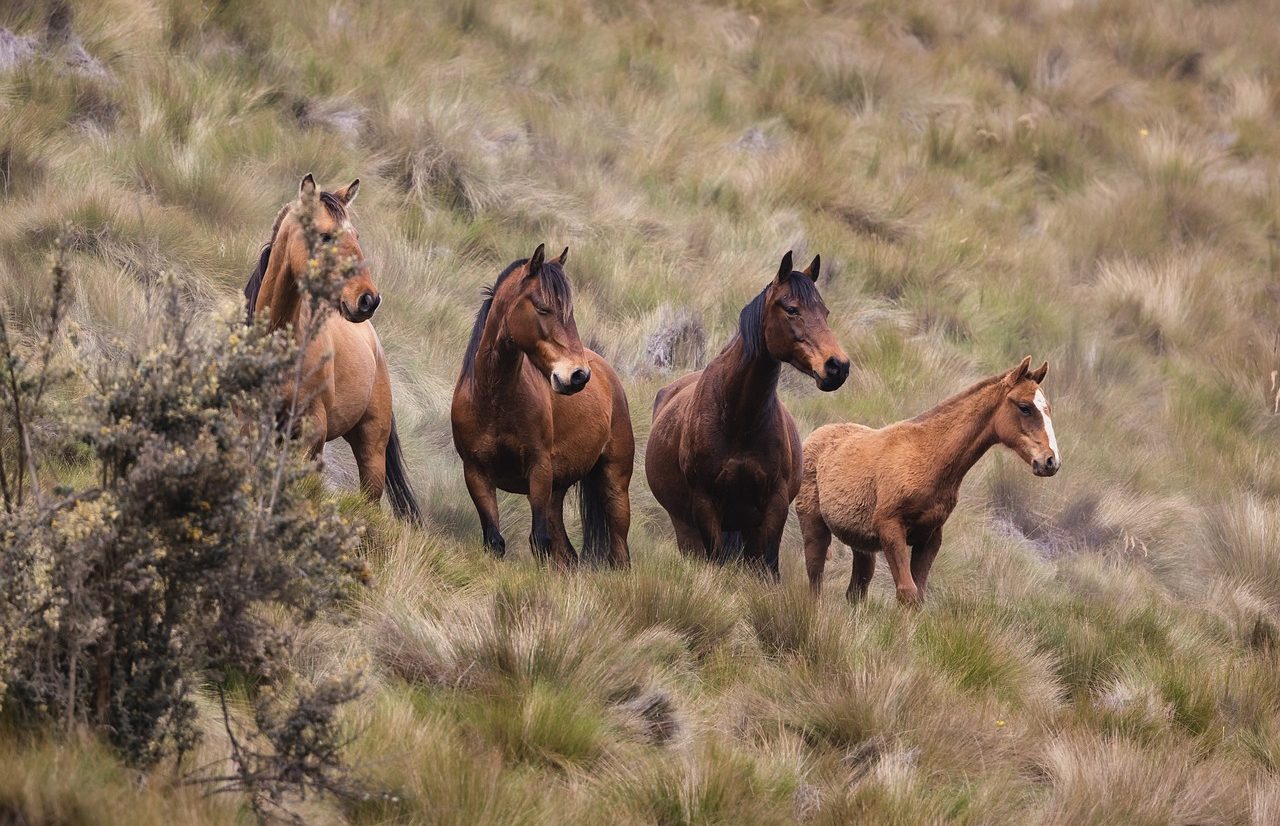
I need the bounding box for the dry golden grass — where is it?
[4,0,1280,822]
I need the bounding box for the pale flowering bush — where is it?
[0,237,370,813]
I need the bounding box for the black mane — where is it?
[736,271,822,362]
[460,258,573,383]
[243,191,350,323]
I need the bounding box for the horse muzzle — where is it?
[1032,455,1060,477]
[551,366,591,395]
[340,291,381,323]
[815,356,850,391]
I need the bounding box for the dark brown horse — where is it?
[645,251,850,578]
[797,357,1060,605]
[451,244,634,566]
[244,174,420,520]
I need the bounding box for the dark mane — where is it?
[736,271,821,362]
[243,242,272,323]
[460,258,573,384]
[244,191,350,323]
[908,372,1006,424]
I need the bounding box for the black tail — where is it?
[718,532,744,563]
[577,463,611,566]
[384,416,423,524]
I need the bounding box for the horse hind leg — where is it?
[580,454,632,568]
[800,510,832,596]
[848,551,876,603]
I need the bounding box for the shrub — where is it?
[0,208,369,815]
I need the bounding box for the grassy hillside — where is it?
[3,0,1280,822]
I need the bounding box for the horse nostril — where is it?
[825,357,849,378]
[570,368,590,388]
[357,292,379,315]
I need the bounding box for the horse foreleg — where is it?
[745,494,789,581]
[345,416,389,503]
[689,493,723,562]
[669,516,704,557]
[875,519,920,607]
[301,405,328,459]
[799,510,832,596]
[547,487,578,566]
[527,461,559,565]
[910,528,943,599]
[463,462,505,557]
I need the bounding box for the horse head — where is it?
[994,356,1060,477]
[498,243,591,395]
[759,251,850,391]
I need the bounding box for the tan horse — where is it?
[451,244,634,566]
[244,174,420,520]
[797,357,1060,605]
[645,252,850,578]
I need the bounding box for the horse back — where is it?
[652,370,701,419]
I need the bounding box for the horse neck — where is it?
[915,382,1003,491]
[260,244,304,335]
[470,298,529,404]
[705,336,781,431]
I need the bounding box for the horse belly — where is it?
[816,461,877,547]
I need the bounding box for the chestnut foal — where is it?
[797,357,1060,605]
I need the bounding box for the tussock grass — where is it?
[4,0,1280,821]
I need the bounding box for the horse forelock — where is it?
[737,271,822,362]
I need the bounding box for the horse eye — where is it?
[1018,403,1033,415]
[783,305,800,316]
[532,303,551,316]
[320,232,336,244]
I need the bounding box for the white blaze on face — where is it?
[1034,388,1059,458]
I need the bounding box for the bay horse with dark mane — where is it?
[243,174,421,521]
[451,244,634,566]
[797,357,1060,605]
[645,251,850,578]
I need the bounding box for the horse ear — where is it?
[774,251,794,285]
[556,246,569,265]
[527,243,546,278]
[299,173,317,197]
[803,254,821,282]
[1029,360,1049,384]
[335,178,360,205]
[1007,355,1033,384]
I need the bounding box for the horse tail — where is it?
[384,415,423,524]
[719,532,744,563]
[577,463,611,566]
